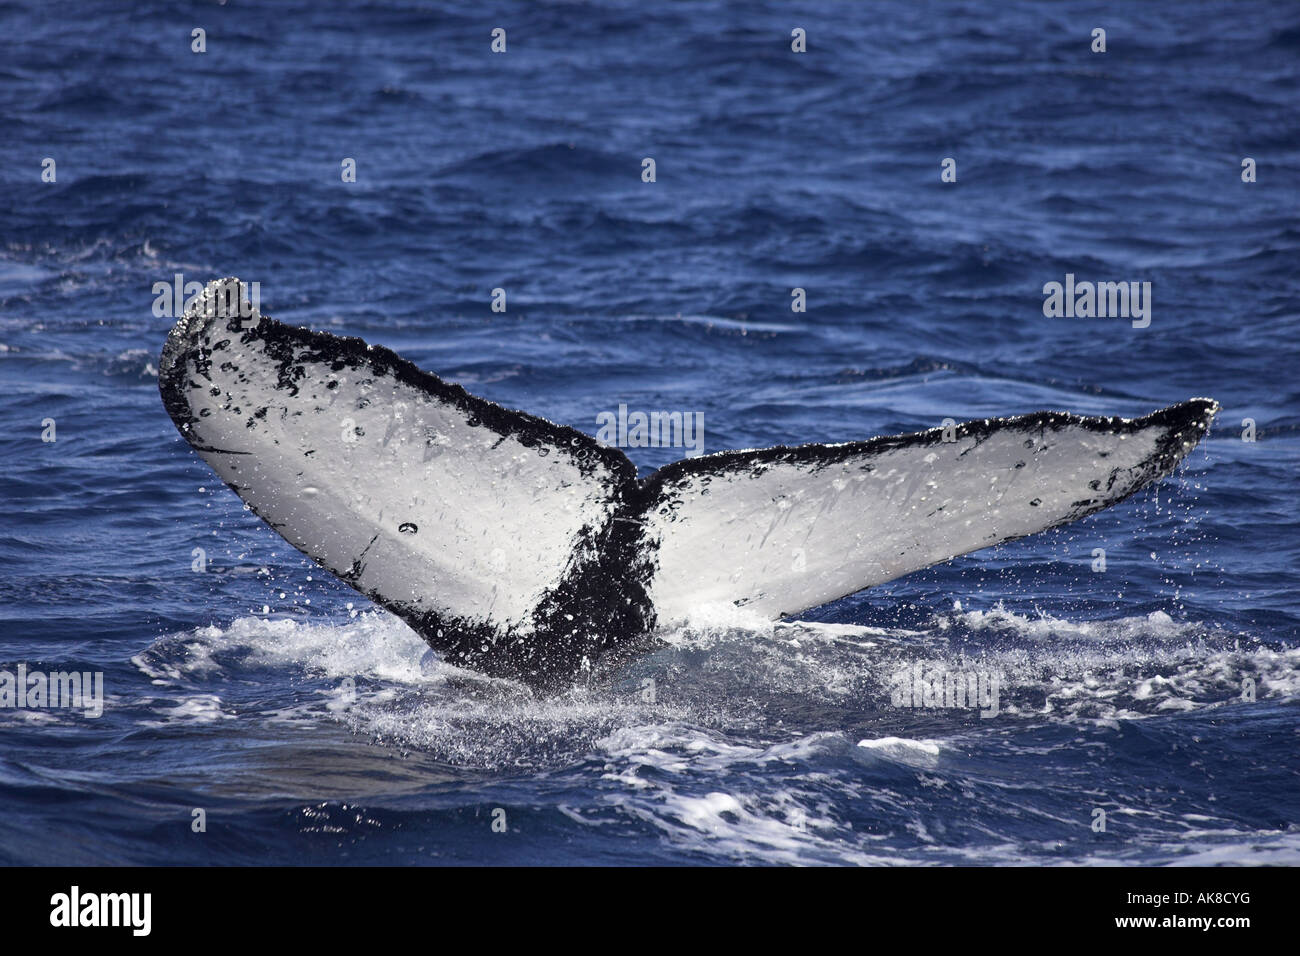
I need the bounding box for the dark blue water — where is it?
[1,0,1297,865]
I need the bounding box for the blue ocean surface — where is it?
[0,0,1298,865]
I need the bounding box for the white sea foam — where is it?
[129,601,1296,865]
[594,724,884,864]
[138,693,233,727]
[135,600,1297,749]
[857,736,943,757]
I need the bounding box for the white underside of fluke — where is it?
[641,425,1165,623]
[160,282,629,641]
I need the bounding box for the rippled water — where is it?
[0,0,1297,864]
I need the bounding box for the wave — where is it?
[131,598,1295,769]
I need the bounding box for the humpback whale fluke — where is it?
[159,278,1218,691]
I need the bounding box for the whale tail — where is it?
[160,279,1217,690]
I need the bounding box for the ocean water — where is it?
[1,0,1298,865]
